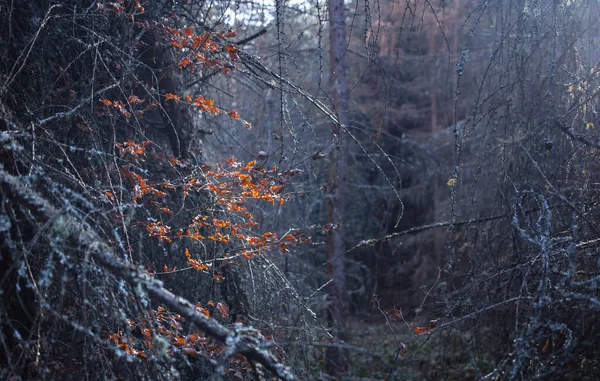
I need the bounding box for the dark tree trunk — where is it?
[326,0,349,375]
[138,29,192,159]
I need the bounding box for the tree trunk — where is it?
[326,0,349,376]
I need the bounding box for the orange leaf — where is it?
[213,219,231,228]
[128,95,145,104]
[413,327,430,334]
[387,307,402,321]
[99,99,112,106]
[171,41,184,49]
[173,335,185,347]
[228,110,241,120]
[164,93,181,102]
[160,207,173,214]
[241,250,255,259]
[179,58,192,69]
[246,237,261,245]
[189,232,205,240]
[161,180,175,189]
[216,302,229,320]
[196,304,210,317]
[103,191,115,199]
[185,27,193,37]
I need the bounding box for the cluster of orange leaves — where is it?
[96,10,282,376]
[195,300,229,320]
[161,24,239,73]
[156,23,252,127]
[180,158,309,259]
[102,162,176,209]
[205,159,285,205]
[104,151,306,370]
[115,139,151,159]
[163,93,251,129]
[99,96,154,120]
[105,148,309,267]
[120,166,168,205]
[99,98,133,118]
[184,248,210,271]
[100,92,250,129]
[146,221,172,243]
[108,305,247,371]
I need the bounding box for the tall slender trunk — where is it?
[326,0,349,376]
[430,14,443,280]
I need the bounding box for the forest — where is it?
[0,0,599,379]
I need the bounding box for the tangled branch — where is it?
[0,170,295,381]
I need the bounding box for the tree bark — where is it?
[326,0,349,376]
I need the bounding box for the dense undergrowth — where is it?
[1,0,599,380]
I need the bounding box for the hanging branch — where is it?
[0,170,296,381]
